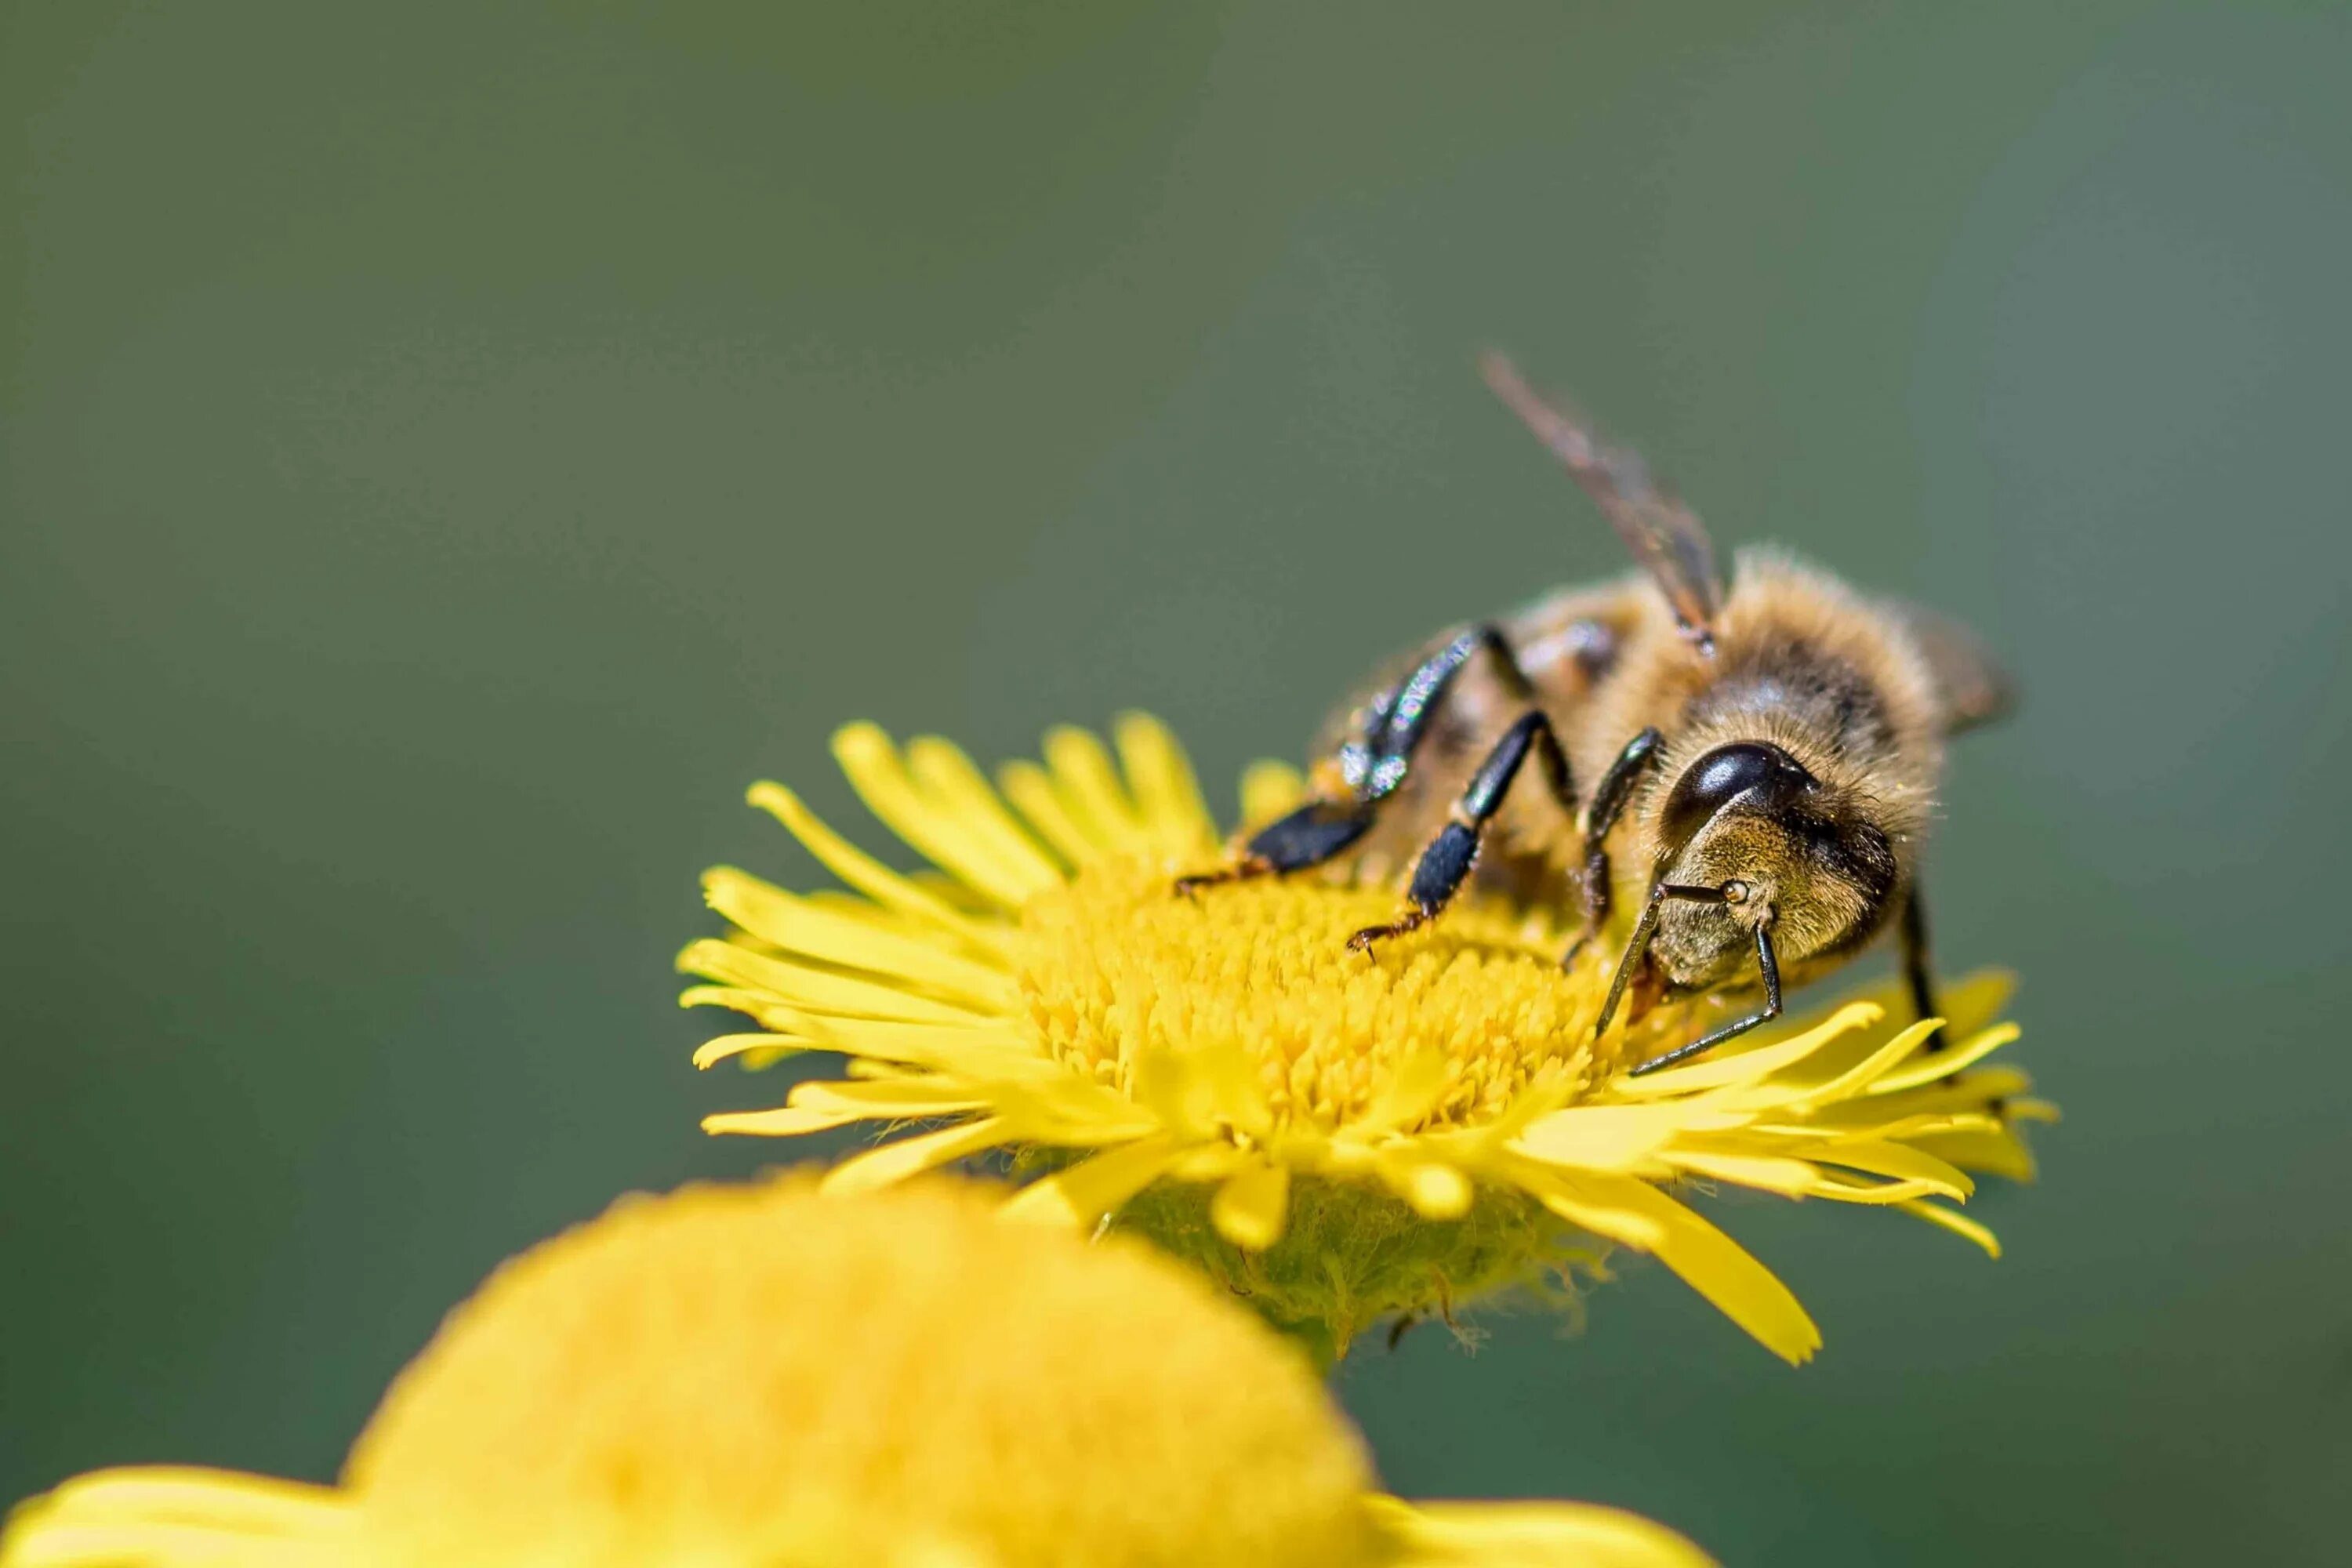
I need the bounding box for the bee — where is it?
[1177,353,2012,1075]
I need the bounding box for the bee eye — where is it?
[1657,742,1817,858]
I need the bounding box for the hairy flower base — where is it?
[1,1178,1712,1568]
[1108,1177,1597,1366]
[688,716,2053,1363]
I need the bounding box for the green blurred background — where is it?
[5,2,2347,1561]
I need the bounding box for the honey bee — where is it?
[1178,352,2012,1075]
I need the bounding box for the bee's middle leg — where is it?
[1177,624,1523,897]
[1346,709,1574,953]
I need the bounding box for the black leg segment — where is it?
[1347,709,1575,952]
[1345,624,1533,802]
[1593,879,1725,1037]
[1565,726,1664,960]
[1626,922,1783,1077]
[1173,800,1372,895]
[1898,880,1945,1052]
[1177,621,1534,901]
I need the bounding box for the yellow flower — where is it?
[1,1176,1713,1568]
[687,715,2053,1364]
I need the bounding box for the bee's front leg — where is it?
[1561,726,1663,967]
[1625,918,1782,1076]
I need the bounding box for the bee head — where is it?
[1648,741,1901,993]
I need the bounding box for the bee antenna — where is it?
[1476,350,1726,646]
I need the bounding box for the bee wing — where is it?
[1884,599,2016,733]
[1480,350,1723,648]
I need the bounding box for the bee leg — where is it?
[1593,879,1732,1036]
[1899,882,1947,1053]
[1177,624,1526,896]
[1173,800,1374,895]
[1348,624,1534,802]
[1561,726,1664,967]
[1346,708,1573,952]
[1626,920,1783,1077]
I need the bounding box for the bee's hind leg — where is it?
[1346,708,1575,952]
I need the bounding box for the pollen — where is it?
[1018,862,1602,1131]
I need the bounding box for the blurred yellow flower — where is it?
[689,716,2052,1363]
[2,1177,1711,1568]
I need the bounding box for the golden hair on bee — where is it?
[1178,354,2011,1076]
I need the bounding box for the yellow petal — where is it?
[790,1018,1053,1082]
[1769,1017,1946,1110]
[1043,725,1156,856]
[1512,1102,1704,1172]
[1373,1152,1475,1219]
[1898,1198,2002,1258]
[1804,1139,1974,1200]
[697,872,1018,1011]
[676,985,814,1035]
[1342,1044,1454,1138]
[709,1073,992,1135]
[12,1469,348,1534]
[904,736,1069,895]
[819,1117,1017,1195]
[1210,1160,1291,1250]
[1541,1170,1820,1364]
[1901,1128,2035,1181]
[1864,1022,2022,1095]
[996,759,1104,866]
[704,1104,882,1138]
[690,1033,815,1069]
[1509,1163,1668,1252]
[746,780,1009,954]
[1663,1149,1827,1197]
[1125,1041,1268,1142]
[1114,711,1219,857]
[1367,1494,1715,1568]
[2,1522,333,1566]
[970,1075,1165,1145]
[1606,1004,1882,1099]
[833,724,1055,909]
[685,937,994,1026]
[1000,1135,1185,1229]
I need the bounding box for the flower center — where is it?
[1014,861,1607,1133]
[347,1178,1377,1568]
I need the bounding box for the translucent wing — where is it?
[1480,351,1724,651]
[1883,599,2016,734]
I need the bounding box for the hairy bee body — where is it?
[1179,354,2009,1073]
[1314,554,1961,998]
